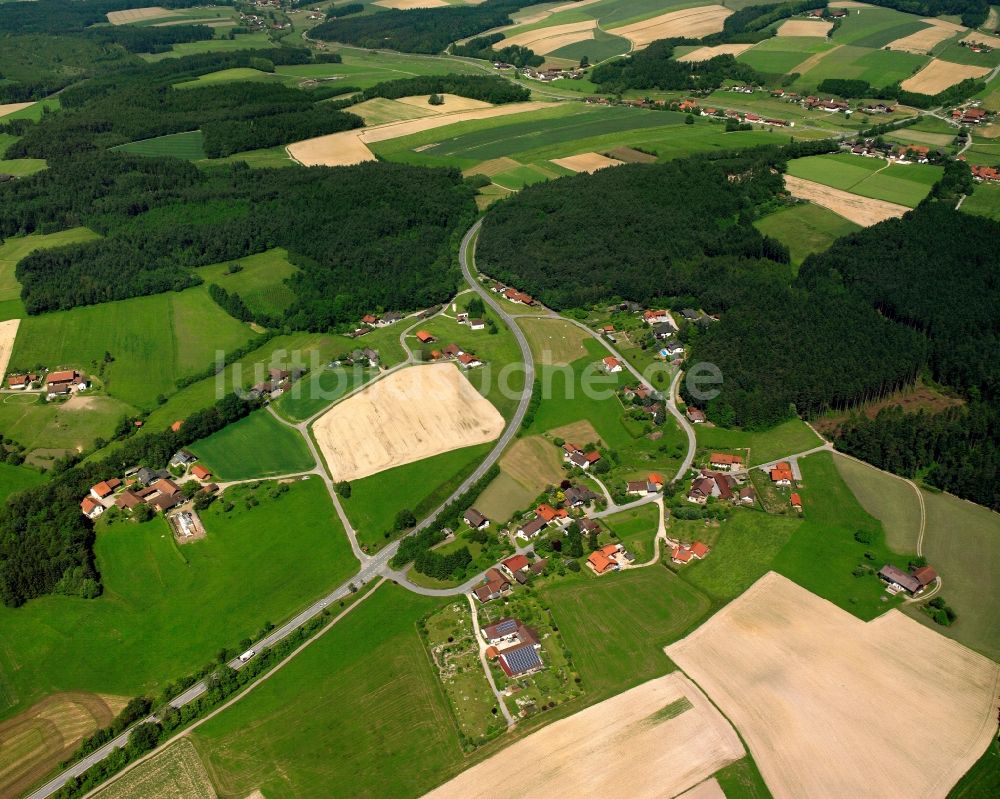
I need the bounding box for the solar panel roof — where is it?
[503,646,541,674]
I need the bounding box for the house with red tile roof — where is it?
[587,548,617,574]
[602,356,622,373]
[790,492,802,511]
[90,478,121,501]
[81,496,104,519]
[710,453,743,470]
[672,541,710,564]
[415,330,435,344]
[501,554,530,578]
[191,464,212,481]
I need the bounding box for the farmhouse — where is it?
[501,554,531,578]
[473,567,511,603]
[7,373,37,389]
[971,164,1000,183]
[878,564,922,595]
[498,641,544,677]
[770,463,793,485]
[535,503,569,526]
[464,508,490,529]
[672,541,710,564]
[587,543,624,575]
[480,617,539,648]
[469,318,486,331]
[602,356,623,373]
[564,485,598,507]
[563,443,601,469]
[710,453,743,471]
[516,517,548,540]
[578,517,600,535]
[913,565,938,588]
[686,407,706,423]
[739,485,757,505]
[790,492,803,511]
[114,490,144,511]
[457,352,483,369]
[89,478,121,501]
[46,369,86,399]
[415,330,435,344]
[643,309,676,328]
[626,477,660,495]
[80,497,104,519]
[503,288,534,305]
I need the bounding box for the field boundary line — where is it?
[78,579,387,799]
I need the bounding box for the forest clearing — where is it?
[783,175,910,226]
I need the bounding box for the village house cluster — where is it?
[485,278,535,307]
[419,335,485,369]
[6,368,90,400]
[471,552,547,602]
[246,367,304,400]
[518,66,583,82]
[347,310,404,339]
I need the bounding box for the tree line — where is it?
[591,45,765,94]
[358,74,530,105]
[451,34,543,68]
[0,0,223,35]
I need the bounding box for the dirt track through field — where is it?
[608,6,732,48]
[887,20,963,54]
[0,319,19,381]
[901,59,991,94]
[777,19,832,37]
[677,43,754,62]
[0,103,35,119]
[789,44,842,76]
[667,572,1000,799]
[502,20,597,55]
[422,673,744,799]
[784,175,909,226]
[313,363,504,482]
[551,152,623,173]
[287,102,551,167]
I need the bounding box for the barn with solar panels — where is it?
[498,642,544,678]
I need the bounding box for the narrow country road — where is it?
[466,593,515,727]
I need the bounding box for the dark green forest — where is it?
[591,47,764,94]
[358,74,530,104]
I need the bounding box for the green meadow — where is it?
[191,585,460,799]
[549,28,630,62]
[274,49,485,90]
[600,502,660,562]
[11,285,256,410]
[114,130,207,160]
[197,248,298,319]
[140,32,275,61]
[0,462,44,503]
[197,144,294,169]
[173,67,279,89]
[694,418,821,466]
[0,479,358,718]
[962,182,1000,221]
[754,203,861,269]
[274,366,377,423]
[0,157,45,178]
[188,409,314,480]
[831,6,930,47]
[794,45,927,89]
[738,36,833,75]
[786,153,943,207]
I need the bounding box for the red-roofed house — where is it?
[415,330,435,344]
[587,548,617,574]
[361,314,379,325]
[501,554,530,578]
[191,464,212,481]
[457,352,482,369]
[790,492,802,511]
[771,468,793,486]
[90,478,121,501]
[710,453,743,470]
[81,496,104,519]
[602,356,622,373]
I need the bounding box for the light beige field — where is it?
[0,319,19,380]
[374,0,447,8]
[901,59,991,94]
[287,102,550,167]
[0,103,34,120]
[667,572,1000,799]
[462,156,522,177]
[313,363,504,482]
[503,20,598,55]
[551,152,623,173]
[785,175,909,226]
[677,43,754,62]
[348,97,437,126]
[106,6,171,24]
[777,18,833,37]
[0,692,128,799]
[395,94,493,113]
[887,20,962,54]
[423,673,744,799]
[678,779,727,799]
[609,6,733,48]
[962,30,1000,47]
[93,740,216,799]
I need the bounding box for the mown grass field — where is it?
[0,462,44,503]
[0,156,46,178]
[541,567,711,698]
[340,442,494,553]
[114,130,207,160]
[274,365,377,423]
[771,451,915,620]
[694,418,821,466]
[11,285,256,410]
[196,144,294,169]
[92,739,215,799]
[831,6,930,47]
[0,479,357,719]
[786,153,943,207]
[188,409,314,480]
[962,181,1000,221]
[601,502,660,562]
[754,202,861,269]
[191,585,460,799]
[737,36,833,75]
[832,453,922,553]
[519,317,590,366]
[173,67,278,89]
[795,45,928,88]
[274,49,485,91]
[140,31,275,61]
[197,248,298,319]
[0,228,100,320]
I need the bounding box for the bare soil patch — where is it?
[678,779,726,799]
[313,363,504,482]
[423,673,743,799]
[776,18,833,37]
[901,59,991,94]
[0,103,34,120]
[106,6,171,24]
[677,43,754,62]
[0,692,128,799]
[784,175,909,226]
[547,419,603,447]
[887,20,962,54]
[395,94,493,114]
[503,20,597,55]
[374,0,447,8]
[0,320,19,382]
[814,379,964,436]
[287,102,550,167]
[609,6,733,48]
[551,152,623,173]
[667,572,1000,799]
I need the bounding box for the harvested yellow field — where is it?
[374,0,447,8]
[463,157,522,177]
[497,436,564,496]
[667,572,1000,799]
[901,59,991,94]
[678,779,727,799]
[776,18,833,37]
[503,20,598,55]
[887,20,962,54]
[287,102,551,167]
[609,6,732,48]
[423,673,744,799]
[106,6,171,24]
[0,103,34,119]
[0,692,128,799]
[313,363,504,482]
[93,740,216,799]
[395,94,493,113]
[962,30,1000,47]
[677,43,754,62]
[548,419,603,447]
[348,98,437,126]
[785,175,909,227]
[0,319,19,381]
[551,152,624,173]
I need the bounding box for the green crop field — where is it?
[0,479,357,719]
[542,567,710,698]
[786,153,942,207]
[114,130,207,160]
[191,585,462,799]
[794,45,927,89]
[197,248,298,318]
[92,739,215,799]
[694,418,821,466]
[949,740,1000,799]
[771,451,915,620]
[188,410,315,480]
[933,40,1000,68]
[737,36,834,75]
[340,442,494,553]
[832,453,922,553]
[174,67,279,89]
[962,182,1000,220]
[754,203,861,268]
[274,366,377,423]
[832,7,930,47]
[0,157,45,178]
[0,228,100,320]
[11,285,256,410]
[197,144,294,169]
[679,510,800,603]
[140,32,275,61]
[274,49,485,91]
[0,462,44,503]
[549,28,631,62]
